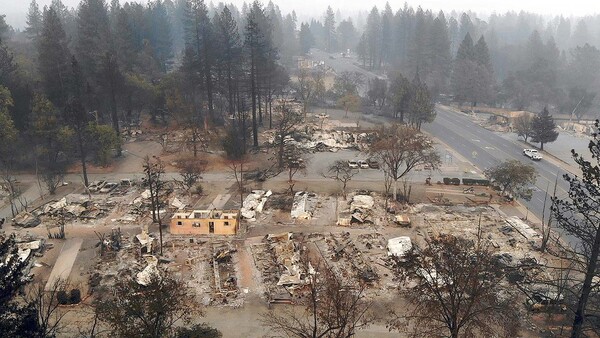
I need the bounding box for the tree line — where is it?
[0,0,293,205]
[302,4,600,118]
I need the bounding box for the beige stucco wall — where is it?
[169,217,237,235]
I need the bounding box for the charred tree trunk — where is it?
[571,230,600,337]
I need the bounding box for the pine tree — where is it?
[458,12,474,41]
[245,1,265,147]
[428,11,451,96]
[280,13,298,62]
[530,107,558,150]
[451,33,494,107]
[215,6,242,115]
[571,19,590,48]
[323,6,335,52]
[38,7,71,108]
[114,7,136,71]
[185,0,215,122]
[388,73,411,122]
[0,33,17,86]
[394,3,415,66]
[455,32,474,61]
[0,86,17,165]
[101,52,122,151]
[451,33,476,105]
[337,19,356,52]
[365,7,381,70]
[408,72,435,130]
[147,0,173,71]
[407,7,431,78]
[299,22,314,54]
[380,2,393,66]
[64,56,91,187]
[25,0,43,42]
[473,36,494,104]
[76,0,112,81]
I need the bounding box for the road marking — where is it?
[472,139,481,142]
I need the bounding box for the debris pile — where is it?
[291,191,318,219]
[136,255,160,286]
[12,212,41,228]
[12,192,141,228]
[241,190,271,221]
[387,237,413,258]
[251,233,308,304]
[411,204,545,260]
[338,194,377,226]
[314,232,379,286]
[211,241,239,303]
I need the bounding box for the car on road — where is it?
[99,182,118,193]
[523,148,542,161]
[357,160,369,169]
[367,158,380,169]
[348,160,359,169]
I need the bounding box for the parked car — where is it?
[367,158,380,169]
[357,160,369,169]
[348,160,359,169]
[99,182,118,193]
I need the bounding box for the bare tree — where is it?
[540,174,559,252]
[296,69,315,117]
[337,93,360,118]
[1,169,25,217]
[514,113,534,142]
[41,165,65,195]
[323,160,357,200]
[282,142,310,195]
[26,279,70,337]
[261,249,372,337]
[389,234,520,338]
[370,124,440,201]
[95,273,213,337]
[484,159,537,202]
[226,156,248,210]
[175,156,207,192]
[273,101,304,168]
[382,168,393,211]
[552,120,600,337]
[143,156,165,255]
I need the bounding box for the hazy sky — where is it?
[2,0,599,29]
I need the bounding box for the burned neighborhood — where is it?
[1,0,600,337]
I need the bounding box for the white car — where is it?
[348,160,359,169]
[523,148,542,161]
[357,160,369,169]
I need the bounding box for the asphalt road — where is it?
[311,47,572,224]
[423,105,576,241]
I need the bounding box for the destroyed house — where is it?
[170,209,239,235]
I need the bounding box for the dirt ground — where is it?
[3,108,556,338]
